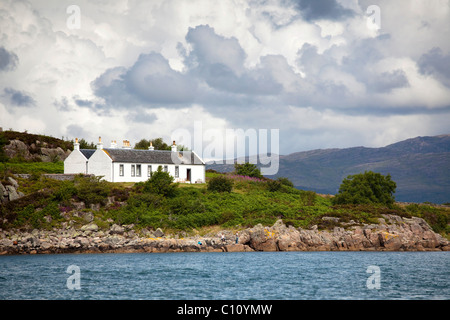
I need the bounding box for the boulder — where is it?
[80,223,99,232]
[154,228,164,237]
[110,224,125,235]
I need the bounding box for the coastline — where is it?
[1,215,449,255]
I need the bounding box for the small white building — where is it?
[64,137,205,183]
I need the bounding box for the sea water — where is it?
[0,251,448,300]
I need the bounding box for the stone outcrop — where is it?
[0,215,448,255]
[0,177,24,203]
[4,139,70,162]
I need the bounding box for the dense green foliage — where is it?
[333,171,397,206]
[141,166,177,197]
[1,171,448,238]
[207,176,233,193]
[234,162,262,178]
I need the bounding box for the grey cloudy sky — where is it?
[0,0,449,156]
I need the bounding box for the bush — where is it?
[333,171,396,206]
[207,176,233,193]
[74,175,112,205]
[267,177,295,192]
[143,166,178,197]
[267,179,282,192]
[234,162,262,178]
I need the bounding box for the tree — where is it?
[234,162,262,178]
[78,138,96,149]
[333,171,396,206]
[134,139,150,150]
[143,166,177,197]
[150,138,171,151]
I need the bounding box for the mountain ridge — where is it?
[207,134,450,203]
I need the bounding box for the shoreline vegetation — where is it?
[1,168,449,255]
[0,130,449,255]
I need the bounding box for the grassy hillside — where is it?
[1,171,449,239]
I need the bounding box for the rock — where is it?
[6,185,20,201]
[110,224,125,235]
[72,202,85,211]
[154,228,164,237]
[4,140,32,161]
[248,225,278,251]
[80,223,99,232]
[322,216,340,223]
[224,244,254,252]
[7,177,19,189]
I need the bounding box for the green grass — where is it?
[1,161,64,174]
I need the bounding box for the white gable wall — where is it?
[88,149,113,181]
[64,150,88,174]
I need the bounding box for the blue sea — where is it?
[0,251,448,300]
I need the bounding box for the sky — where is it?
[0,0,449,157]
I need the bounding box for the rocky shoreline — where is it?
[1,214,449,255]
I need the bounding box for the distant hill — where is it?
[206,134,450,204]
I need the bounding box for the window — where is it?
[119,164,124,176]
[131,165,135,177]
[175,166,179,178]
[136,164,141,177]
[164,165,168,172]
[147,165,152,177]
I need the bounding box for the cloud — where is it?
[92,53,197,107]
[2,87,35,107]
[418,47,450,87]
[292,0,354,21]
[0,47,18,71]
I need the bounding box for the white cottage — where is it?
[64,137,205,183]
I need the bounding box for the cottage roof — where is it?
[101,148,204,165]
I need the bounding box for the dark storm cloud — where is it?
[418,47,450,87]
[2,87,35,107]
[91,53,197,108]
[291,0,354,21]
[0,47,18,72]
[370,69,410,93]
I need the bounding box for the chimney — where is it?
[97,136,103,149]
[122,139,131,149]
[171,140,177,152]
[74,137,80,151]
[148,141,154,150]
[110,140,117,148]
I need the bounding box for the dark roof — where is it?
[102,148,204,165]
[80,149,95,159]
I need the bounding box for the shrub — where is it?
[234,162,262,178]
[143,166,178,197]
[207,176,233,193]
[301,190,316,206]
[267,179,282,192]
[333,171,396,206]
[74,175,112,205]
